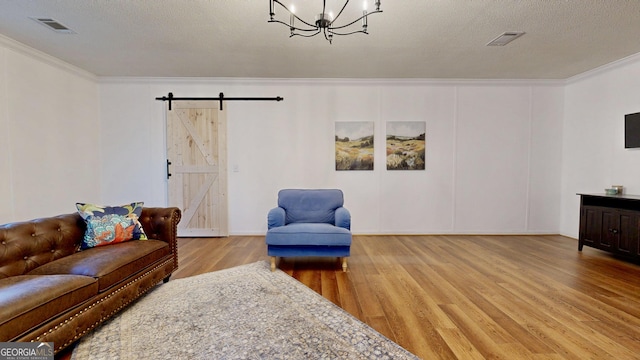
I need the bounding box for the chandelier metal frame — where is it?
[268,0,382,44]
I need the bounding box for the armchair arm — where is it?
[139,207,181,269]
[335,207,351,230]
[268,207,286,229]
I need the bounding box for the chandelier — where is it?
[268,0,382,44]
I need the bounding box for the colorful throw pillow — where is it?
[76,202,148,249]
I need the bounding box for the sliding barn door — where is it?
[166,101,228,237]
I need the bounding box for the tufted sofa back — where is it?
[0,213,85,279]
[278,189,344,225]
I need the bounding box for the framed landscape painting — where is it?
[386,121,425,170]
[335,121,374,170]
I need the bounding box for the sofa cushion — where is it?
[278,189,344,225]
[28,240,170,292]
[76,202,148,249]
[266,223,352,246]
[0,274,98,341]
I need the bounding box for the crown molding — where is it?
[98,76,565,87]
[566,51,640,84]
[0,34,97,82]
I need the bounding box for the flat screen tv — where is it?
[625,112,640,148]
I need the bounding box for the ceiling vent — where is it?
[30,17,75,34]
[486,31,525,46]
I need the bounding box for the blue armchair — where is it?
[266,189,352,272]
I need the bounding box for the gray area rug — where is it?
[71,261,419,359]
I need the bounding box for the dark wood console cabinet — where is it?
[578,193,640,258]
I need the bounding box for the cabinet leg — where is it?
[578,241,584,251]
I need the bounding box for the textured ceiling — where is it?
[1,1,640,79]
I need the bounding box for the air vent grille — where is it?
[487,31,525,46]
[30,17,75,34]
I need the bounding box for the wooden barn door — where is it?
[166,101,228,237]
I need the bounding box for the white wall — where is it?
[99,78,564,235]
[0,36,101,222]
[0,34,567,235]
[561,54,640,238]
[5,33,640,238]
[0,44,10,222]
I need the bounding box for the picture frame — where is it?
[335,121,374,171]
[386,122,425,170]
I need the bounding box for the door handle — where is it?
[166,159,172,179]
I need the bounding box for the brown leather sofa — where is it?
[0,207,181,354]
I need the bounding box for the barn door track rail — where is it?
[155,92,284,110]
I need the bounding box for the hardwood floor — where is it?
[59,235,640,359]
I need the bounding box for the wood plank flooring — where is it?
[58,235,640,359]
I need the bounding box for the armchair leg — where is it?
[270,256,276,272]
[341,257,348,272]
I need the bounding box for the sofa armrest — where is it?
[139,207,181,268]
[267,207,286,229]
[335,207,351,230]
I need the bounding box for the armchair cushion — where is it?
[266,223,351,246]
